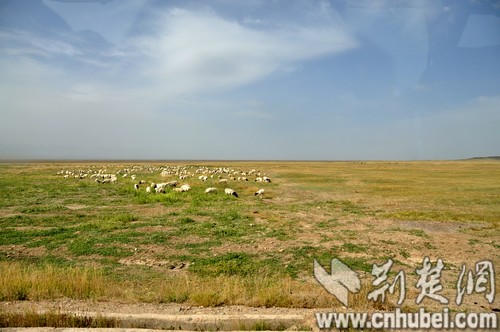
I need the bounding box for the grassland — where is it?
[0,160,498,316]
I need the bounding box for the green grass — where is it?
[0,160,498,312]
[190,252,284,277]
[341,242,367,253]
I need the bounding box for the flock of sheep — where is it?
[57,164,272,198]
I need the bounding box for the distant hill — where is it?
[466,156,500,160]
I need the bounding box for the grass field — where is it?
[0,160,499,315]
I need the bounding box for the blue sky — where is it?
[0,0,499,160]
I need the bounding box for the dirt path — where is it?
[0,300,320,331]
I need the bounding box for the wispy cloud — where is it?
[0,30,81,57]
[129,7,357,99]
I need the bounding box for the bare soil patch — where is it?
[65,204,87,210]
[399,219,489,233]
[0,245,47,259]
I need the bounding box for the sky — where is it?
[0,0,499,160]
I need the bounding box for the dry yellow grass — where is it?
[0,262,106,301]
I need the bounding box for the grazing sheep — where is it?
[224,188,238,197]
[180,184,191,192]
[131,175,137,180]
[255,189,265,196]
[205,187,217,193]
[255,177,263,182]
[219,179,228,184]
[263,176,272,183]
[146,186,151,193]
[133,184,139,190]
[155,187,165,193]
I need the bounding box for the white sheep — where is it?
[224,188,238,197]
[146,186,151,193]
[133,184,139,190]
[180,184,191,192]
[219,179,228,184]
[205,187,217,193]
[255,189,265,196]
[263,176,272,183]
[155,187,165,193]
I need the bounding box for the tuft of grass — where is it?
[341,242,367,253]
[0,262,106,301]
[399,250,410,259]
[190,252,280,277]
[111,213,139,223]
[179,217,196,224]
[468,239,480,246]
[154,274,344,308]
[0,311,118,328]
[337,257,373,274]
[424,242,436,249]
[408,229,428,238]
[68,238,132,257]
[17,205,68,214]
[190,291,224,307]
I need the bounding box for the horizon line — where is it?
[0,156,499,163]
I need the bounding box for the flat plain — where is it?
[0,160,499,327]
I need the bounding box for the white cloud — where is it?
[131,7,357,99]
[0,30,81,58]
